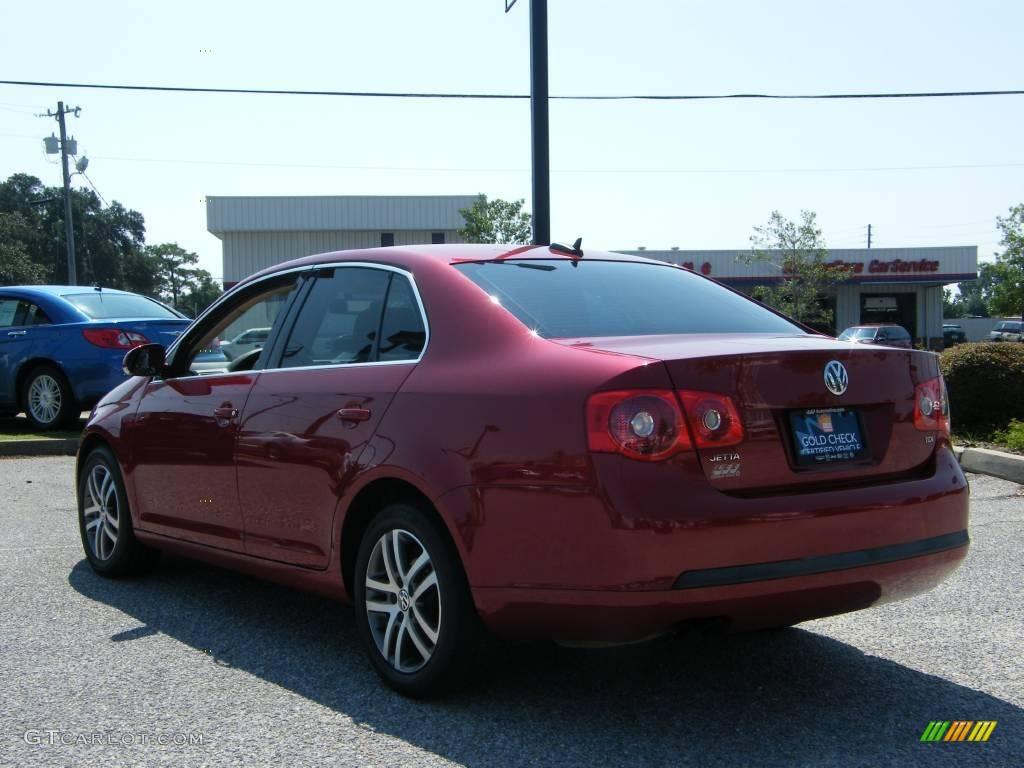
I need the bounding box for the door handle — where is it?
[7,330,27,336]
[337,407,371,423]
[213,405,239,421]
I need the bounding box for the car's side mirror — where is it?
[123,343,166,377]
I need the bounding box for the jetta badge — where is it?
[824,360,849,396]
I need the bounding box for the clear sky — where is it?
[2,0,1022,281]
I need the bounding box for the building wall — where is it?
[948,317,1017,342]
[221,229,463,282]
[208,195,478,233]
[620,246,978,284]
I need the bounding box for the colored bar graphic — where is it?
[921,721,950,741]
[921,721,996,742]
[945,721,972,741]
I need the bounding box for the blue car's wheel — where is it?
[22,364,78,430]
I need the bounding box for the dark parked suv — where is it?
[942,324,966,346]
[838,324,913,349]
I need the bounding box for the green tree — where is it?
[942,288,964,319]
[145,242,220,312]
[179,273,223,318]
[0,173,152,292]
[458,194,532,244]
[960,279,990,317]
[0,212,48,284]
[984,204,1024,319]
[146,243,200,308]
[741,210,852,330]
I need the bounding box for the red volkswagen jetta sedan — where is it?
[77,244,968,696]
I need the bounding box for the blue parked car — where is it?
[0,286,191,429]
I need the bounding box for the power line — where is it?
[2,78,1024,101]
[87,153,1024,175]
[79,170,108,206]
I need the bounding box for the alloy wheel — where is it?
[27,374,62,426]
[83,463,120,561]
[364,528,441,673]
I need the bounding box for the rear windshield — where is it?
[453,260,802,338]
[64,292,180,320]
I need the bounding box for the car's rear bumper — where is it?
[472,540,967,641]
[65,352,129,405]
[439,444,969,640]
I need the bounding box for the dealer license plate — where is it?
[787,407,868,466]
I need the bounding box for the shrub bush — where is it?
[993,419,1024,453]
[939,342,1024,434]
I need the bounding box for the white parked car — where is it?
[220,327,271,359]
[988,320,1023,342]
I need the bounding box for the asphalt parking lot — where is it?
[1,456,1021,768]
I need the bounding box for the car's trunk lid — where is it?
[557,333,941,492]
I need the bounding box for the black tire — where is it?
[78,446,159,577]
[353,502,477,698]
[22,363,79,430]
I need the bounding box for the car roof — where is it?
[0,285,139,299]
[238,244,671,288]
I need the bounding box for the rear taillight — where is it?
[586,388,745,461]
[914,375,950,436]
[82,328,149,349]
[587,390,690,461]
[677,390,744,448]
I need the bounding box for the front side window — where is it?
[453,260,803,338]
[281,268,391,368]
[0,298,52,327]
[174,276,299,375]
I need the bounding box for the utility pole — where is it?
[41,102,81,285]
[529,0,550,245]
[506,0,551,245]
[867,224,872,250]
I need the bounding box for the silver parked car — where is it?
[219,327,271,360]
[989,320,1023,342]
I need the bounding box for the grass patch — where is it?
[0,414,85,442]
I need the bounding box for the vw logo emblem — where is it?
[824,360,849,396]
[398,589,411,612]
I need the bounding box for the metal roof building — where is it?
[207,195,477,287]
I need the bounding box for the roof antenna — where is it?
[549,237,583,258]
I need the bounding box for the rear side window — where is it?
[64,292,180,319]
[281,268,391,367]
[378,276,426,361]
[453,260,802,338]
